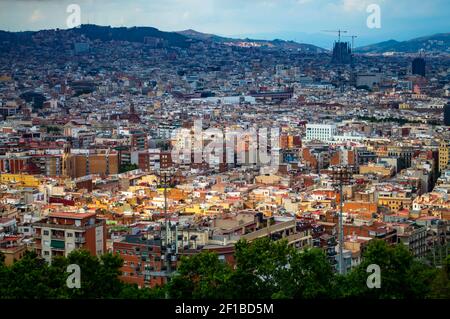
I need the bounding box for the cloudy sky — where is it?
[0,0,448,48]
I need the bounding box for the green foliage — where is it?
[0,240,447,299]
[336,240,437,299]
[44,126,62,134]
[0,251,64,299]
[429,255,450,299]
[283,248,335,299]
[119,163,139,173]
[168,239,444,300]
[167,251,234,299]
[50,250,125,298]
[118,284,166,299]
[230,239,335,299]
[232,238,293,298]
[358,116,422,125]
[0,249,160,299]
[167,238,335,299]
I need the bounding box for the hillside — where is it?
[0,25,193,48]
[177,29,327,52]
[355,33,450,53]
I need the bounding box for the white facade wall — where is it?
[305,124,337,141]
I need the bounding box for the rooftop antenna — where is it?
[156,169,177,297]
[330,165,353,275]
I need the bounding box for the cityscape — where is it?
[0,0,449,306]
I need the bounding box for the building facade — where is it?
[33,212,106,263]
[305,124,337,142]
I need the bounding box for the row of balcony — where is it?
[34,234,86,243]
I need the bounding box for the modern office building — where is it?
[305,123,337,141]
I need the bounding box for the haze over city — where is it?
[0,0,449,311]
[1,0,449,47]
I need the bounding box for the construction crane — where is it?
[321,29,348,42]
[343,35,358,51]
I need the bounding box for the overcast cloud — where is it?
[0,0,448,47]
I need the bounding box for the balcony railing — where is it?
[33,221,104,231]
[148,271,169,277]
[74,237,86,243]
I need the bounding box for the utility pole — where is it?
[157,170,174,298]
[433,231,436,267]
[331,165,352,275]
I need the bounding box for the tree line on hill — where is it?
[0,239,449,299]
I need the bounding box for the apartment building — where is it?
[64,150,119,178]
[378,190,413,213]
[113,234,168,288]
[0,153,29,174]
[438,140,449,172]
[33,212,106,262]
[395,223,427,258]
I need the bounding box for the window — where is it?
[67,232,73,237]
[44,251,50,256]
[43,230,49,236]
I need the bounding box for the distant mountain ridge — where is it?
[355,33,450,53]
[0,24,325,52]
[177,29,231,42]
[0,25,448,54]
[0,24,193,48]
[177,29,327,52]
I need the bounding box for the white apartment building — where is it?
[305,124,337,142]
